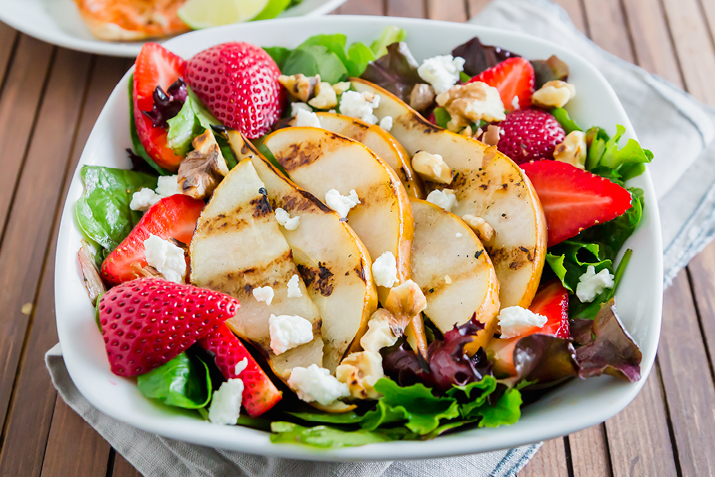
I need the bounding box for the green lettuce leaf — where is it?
[551,107,582,134]
[546,241,612,293]
[282,44,348,84]
[433,107,451,129]
[585,125,653,185]
[137,353,212,409]
[447,375,498,417]
[127,74,172,176]
[468,388,522,427]
[166,100,200,156]
[75,165,157,252]
[370,26,407,58]
[269,422,413,448]
[264,46,291,69]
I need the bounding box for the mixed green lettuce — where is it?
[137,352,213,409]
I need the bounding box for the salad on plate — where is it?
[75,26,652,448]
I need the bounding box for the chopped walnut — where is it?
[482,125,501,146]
[532,80,576,109]
[411,150,453,184]
[308,82,338,109]
[409,84,436,111]
[336,351,384,400]
[178,130,229,200]
[436,81,506,130]
[384,279,427,336]
[332,81,352,95]
[462,214,496,243]
[554,130,587,169]
[279,74,320,102]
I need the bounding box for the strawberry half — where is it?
[134,42,187,171]
[520,160,632,247]
[101,195,204,285]
[98,278,239,377]
[185,42,284,139]
[199,324,282,417]
[529,281,570,339]
[468,57,534,110]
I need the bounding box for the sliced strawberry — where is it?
[98,278,239,377]
[469,57,535,111]
[529,281,570,339]
[134,42,187,171]
[101,195,204,285]
[520,160,632,247]
[199,324,282,417]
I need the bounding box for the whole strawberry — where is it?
[185,42,284,139]
[98,278,239,377]
[497,109,565,164]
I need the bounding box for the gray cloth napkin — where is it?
[46,0,715,475]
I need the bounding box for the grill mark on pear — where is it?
[276,132,345,171]
[487,245,535,272]
[204,249,295,299]
[297,262,335,297]
[250,187,272,217]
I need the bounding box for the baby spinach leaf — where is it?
[282,45,348,84]
[137,353,212,409]
[75,166,157,252]
[346,42,375,77]
[264,46,291,69]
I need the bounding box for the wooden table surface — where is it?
[1,0,714,475]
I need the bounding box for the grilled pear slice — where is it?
[287,112,424,198]
[222,131,378,373]
[351,78,547,309]
[410,199,500,353]
[190,159,323,379]
[263,127,427,356]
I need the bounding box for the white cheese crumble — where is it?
[339,90,381,125]
[324,189,360,218]
[143,234,186,283]
[444,275,452,285]
[295,108,322,128]
[417,55,465,94]
[275,207,300,231]
[208,361,246,425]
[288,364,350,406]
[379,115,393,132]
[360,314,398,354]
[252,286,274,305]
[511,95,520,111]
[576,266,615,303]
[290,102,312,117]
[155,175,182,197]
[426,189,457,212]
[456,232,463,238]
[497,306,548,339]
[286,274,303,298]
[130,175,183,211]
[372,251,398,288]
[269,314,313,355]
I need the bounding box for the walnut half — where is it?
[178,130,229,200]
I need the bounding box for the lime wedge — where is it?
[178,0,270,29]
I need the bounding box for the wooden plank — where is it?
[518,438,569,477]
[622,0,683,86]
[336,0,384,15]
[0,55,129,477]
[427,0,467,22]
[582,0,635,62]
[465,0,490,18]
[661,0,715,105]
[699,0,715,54]
[0,23,18,89]
[552,0,587,34]
[568,425,612,477]
[39,398,111,477]
[113,453,142,477]
[656,271,715,476]
[386,0,425,18]
[686,241,715,377]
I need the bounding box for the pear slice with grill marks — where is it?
[189,158,323,379]
[351,78,547,309]
[410,198,500,353]
[287,112,424,198]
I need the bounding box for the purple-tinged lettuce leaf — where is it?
[451,37,519,77]
[142,77,188,129]
[572,299,642,382]
[360,42,422,103]
[531,55,570,89]
[513,335,580,388]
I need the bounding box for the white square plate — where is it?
[54,16,663,461]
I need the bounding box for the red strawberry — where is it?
[98,278,239,377]
[529,281,570,339]
[101,195,205,285]
[199,324,282,417]
[497,109,565,164]
[520,160,632,247]
[133,43,187,171]
[185,42,284,139]
[469,57,534,110]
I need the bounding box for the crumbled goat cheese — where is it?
[295,108,322,128]
[286,274,303,298]
[208,361,247,425]
[498,306,548,339]
[275,207,300,231]
[456,232,463,238]
[444,275,452,285]
[324,189,360,218]
[417,55,465,94]
[291,102,312,117]
[252,286,274,305]
[426,189,457,212]
[512,95,520,111]
[379,115,393,131]
[269,314,313,355]
[130,188,161,211]
[576,266,615,303]
[143,235,186,283]
[372,251,398,288]
[288,364,350,406]
[360,313,398,354]
[155,175,182,197]
[339,91,380,125]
